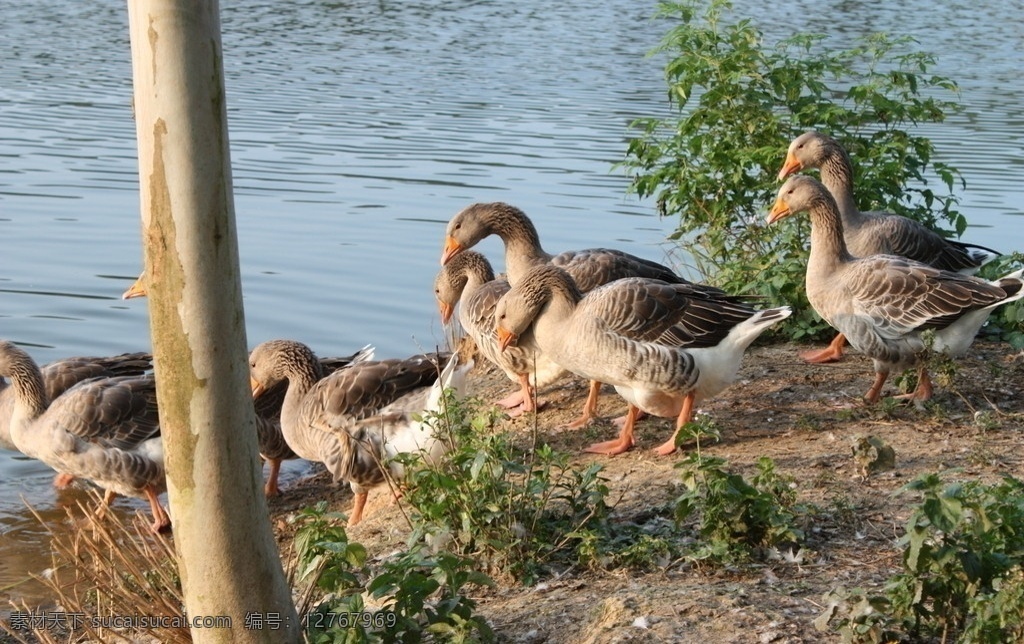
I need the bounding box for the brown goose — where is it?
[251,346,374,497]
[119,271,377,497]
[248,340,467,526]
[0,341,168,533]
[494,265,790,455]
[440,201,736,427]
[768,175,1023,403]
[434,251,565,415]
[778,131,1001,363]
[0,351,152,455]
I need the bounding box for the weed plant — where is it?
[620,0,998,343]
[0,496,188,644]
[397,393,614,584]
[672,419,805,563]
[818,473,1024,642]
[292,502,494,643]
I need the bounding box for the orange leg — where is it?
[800,333,847,364]
[561,380,602,430]
[864,370,890,404]
[583,405,639,455]
[347,491,369,527]
[53,473,75,489]
[894,367,933,403]
[145,486,171,534]
[611,409,647,429]
[501,373,539,417]
[92,489,118,522]
[264,458,282,498]
[654,392,696,456]
[494,388,526,409]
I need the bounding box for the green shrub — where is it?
[621,0,965,342]
[396,395,614,584]
[818,473,1024,642]
[977,251,1024,349]
[292,503,494,643]
[675,453,804,563]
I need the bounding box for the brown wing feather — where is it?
[848,256,1010,336]
[49,374,161,450]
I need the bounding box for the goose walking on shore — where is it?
[777,131,1000,364]
[494,265,790,455]
[768,175,1023,403]
[249,340,469,526]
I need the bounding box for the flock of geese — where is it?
[0,131,1021,533]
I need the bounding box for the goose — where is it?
[248,340,467,526]
[440,201,737,427]
[778,131,1001,364]
[493,265,791,455]
[767,175,1023,403]
[0,341,168,533]
[119,271,377,497]
[434,250,565,415]
[252,346,375,497]
[0,351,152,456]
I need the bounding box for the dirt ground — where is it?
[264,338,1024,644]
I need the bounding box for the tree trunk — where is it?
[126,1,299,641]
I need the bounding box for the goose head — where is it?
[433,251,495,325]
[441,202,537,265]
[768,175,833,224]
[494,265,571,351]
[248,339,322,398]
[777,130,835,181]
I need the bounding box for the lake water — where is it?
[1,0,1021,606]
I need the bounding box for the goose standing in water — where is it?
[768,175,1022,402]
[0,351,152,456]
[249,340,469,526]
[777,131,1001,364]
[440,202,742,427]
[0,341,168,533]
[434,251,564,415]
[494,265,791,455]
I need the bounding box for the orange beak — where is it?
[250,376,265,398]
[122,275,148,300]
[496,326,517,352]
[441,236,464,265]
[766,197,792,225]
[776,152,803,181]
[438,301,454,325]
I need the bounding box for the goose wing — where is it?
[846,256,1013,338]
[41,352,153,402]
[49,374,160,450]
[551,249,688,292]
[300,354,448,432]
[581,278,740,344]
